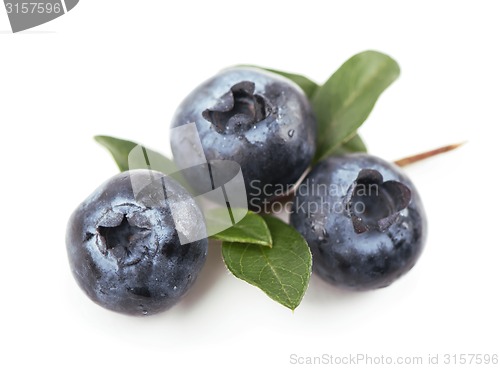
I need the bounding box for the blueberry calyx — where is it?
[345,169,411,234]
[202,81,272,134]
[96,209,155,266]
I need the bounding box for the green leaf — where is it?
[95,135,178,173]
[330,133,368,156]
[95,135,194,191]
[222,215,312,310]
[261,68,319,98]
[239,65,319,98]
[312,50,400,162]
[210,211,272,247]
[95,135,138,172]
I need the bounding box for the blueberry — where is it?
[66,169,208,315]
[290,154,427,290]
[170,67,316,211]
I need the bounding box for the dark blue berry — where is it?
[290,154,427,290]
[66,170,208,315]
[170,67,316,211]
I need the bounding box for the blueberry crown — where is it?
[345,169,411,234]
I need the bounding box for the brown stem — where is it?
[270,143,464,206]
[394,142,465,167]
[269,167,311,206]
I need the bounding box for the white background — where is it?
[1,1,499,367]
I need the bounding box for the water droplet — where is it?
[173,286,177,290]
[322,229,328,237]
[334,227,339,232]
[336,239,340,244]
[402,222,409,229]
[288,129,295,138]
[142,311,148,315]
[318,236,324,241]
[253,125,257,129]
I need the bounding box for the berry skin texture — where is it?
[290,154,427,290]
[66,170,208,316]
[170,67,316,211]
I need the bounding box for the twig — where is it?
[394,142,465,167]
